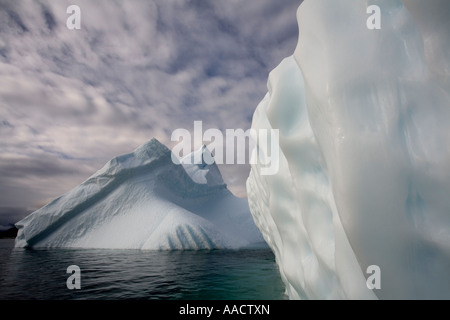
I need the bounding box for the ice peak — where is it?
[133,138,171,160]
[181,144,225,187]
[181,144,214,167]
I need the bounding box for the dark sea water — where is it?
[0,239,285,300]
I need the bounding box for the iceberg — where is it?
[247,0,450,299]
[15,138,264,250]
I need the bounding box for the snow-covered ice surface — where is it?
[247,0,450,299]
[15,139,264,250]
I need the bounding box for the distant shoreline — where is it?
[0,227,17,239]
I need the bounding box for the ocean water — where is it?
[0,240,285,300]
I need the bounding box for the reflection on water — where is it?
[0,239,285,300]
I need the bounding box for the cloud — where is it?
[0,0,301,224]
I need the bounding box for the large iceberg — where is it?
[247,0,450,299]
[16,138,264,250]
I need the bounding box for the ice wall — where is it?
[247,0,450,299]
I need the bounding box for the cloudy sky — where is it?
[0,0,301,229]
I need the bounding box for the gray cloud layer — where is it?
[0,0,301,226]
